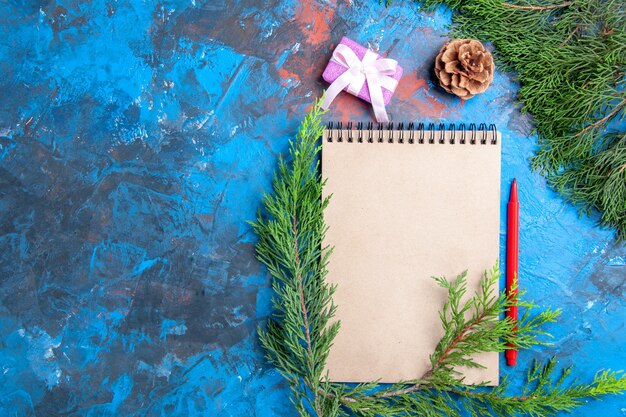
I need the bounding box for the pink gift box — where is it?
[322,36,403,105]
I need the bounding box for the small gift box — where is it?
[321,37,403,122]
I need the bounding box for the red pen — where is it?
[505,179,519,367]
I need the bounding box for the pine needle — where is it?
[253,102,626,416]
[410,0,626,238]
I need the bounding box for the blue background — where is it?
[0,1,624,416]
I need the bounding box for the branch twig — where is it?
[372,309,489,399]
[292,215,312,356]
[559,26,579,46]
[574,99,626,138]
[449,388,539,402]
[502,1,573,10]
[320,309,490,408]
[292,214,323,416]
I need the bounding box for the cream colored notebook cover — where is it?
[322,125,501,384]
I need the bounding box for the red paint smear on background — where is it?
[295,0,335,46]
[396,73,453,118]
[275,48,322,94]
[396,76,428,102]
[277,67,301,86]
[331,93,371,121]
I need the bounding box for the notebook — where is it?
[322,122,501,385]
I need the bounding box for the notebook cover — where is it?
[321,128,501,384]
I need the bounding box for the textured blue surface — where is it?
[0,1,624,416]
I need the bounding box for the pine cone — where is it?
[434,39,494,100]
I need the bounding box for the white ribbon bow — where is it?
[321,44,399,123]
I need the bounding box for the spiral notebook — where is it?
[322,122,501,385]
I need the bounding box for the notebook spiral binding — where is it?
[325,122,498,145]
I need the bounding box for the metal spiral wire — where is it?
[325,121,498,145]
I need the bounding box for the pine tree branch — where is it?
[431,309,490,370]
[501,1,573,11]
[293,214,313,357]
[559,25,579,46]
[292,212,323,417]
[573,98,626,138]
[321,268,555,408]
[450,388,536,401]
[449,360,626,416]
[413,0,626,238]
[360,308,491,400]
[256,102,626,417]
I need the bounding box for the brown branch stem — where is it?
[449,388,539,402]
[501,1,573,10]
[320,309,491,407]
[434,310,489,367]
[292,214,322,416]
[574,99,626,138]
[293,215,312,355]
[559,26,579,46]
